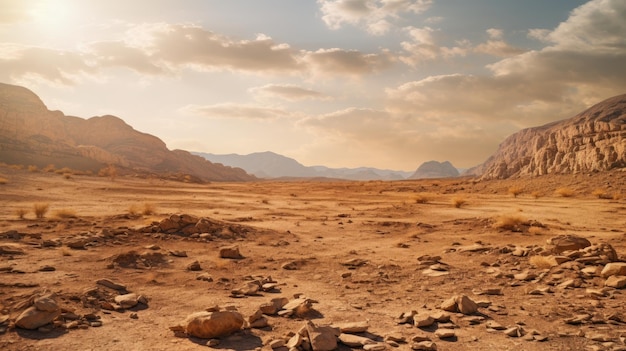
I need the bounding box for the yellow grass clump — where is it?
[34,203,49,218]
[15,208,28,219]
[508,186,523,198]
[43,164,56,173]
[555,187,575,198]
[414,194,430,204]
[529,255,558,269]
[28,165,39,172]
[452,197,466,208]
[493,214,527,230]
[54,209,77,219]
[531,191,543,199]
[142,203,156,216]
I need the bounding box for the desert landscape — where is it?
[1,165,625,351]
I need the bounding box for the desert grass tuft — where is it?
[452,196,466,208]
[33,203,49,218]
[555,187,575,198]
[493,214,527,230]
[508,186,523,198]
[414,194,430,204]
[531,191,543,199]
[15,208,28,219]
[142,203,156,215]
[127,204,140,216]
[28,165,39,172]
[61,248,72,256]
[54,209,77,219]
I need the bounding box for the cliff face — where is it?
[0,83,254,181]
[474,94,626,179]
[409,161,459,179]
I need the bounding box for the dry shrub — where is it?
[9,164,24,170]
[28,165,38,172]
[127,204,140,216]
[592,188,615,200]
[529,255,557,269]
[0,177,7,185]
[613,193,622,201]
[61,248,72,257]
[452,197,466,208]
[531,191,543,199]
[43,164,56,173]
[493,214,527,230]
[55,167,72,175]
[63,173,72,180]
[555,187,575,197]
[99,164,118,181]
[54,209,77,219]
[528,226,545,235]
[508,186,523,198]
[33,203,49,218]
[414,194,430,204]
[142,203,156,215]
[15,208,28,219]
[261,199,270,204]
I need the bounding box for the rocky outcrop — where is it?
[0,83,254,181]
[409,161,459,179]
[473,94,626,179]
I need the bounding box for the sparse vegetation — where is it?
[15,208,28,219]
[452,197,466,208]
[493,214,527,230]
[99,164,118,181]
[508,186,523,198]
[531,191,543,199]
[54,209,77,219]
[0,177,8,184]
[63,173,72,179]
[529,255,557,269]
[43,164,56,173]
[33,203,49,218]
[142,203,156,215]
[28,165,39,172]
[261,199,269,204]
[555,187,575,197]
[415,194,430,204]
[592,188,614,199]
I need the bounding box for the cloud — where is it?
[399,26,470,65]
[181,103,292,121]
[0,44,94,85]
[88,41,164,75]
[250,84,326,101]
[392,0,626,129]
[303,48,393,75]
[318,0,433,35]
[473,28,527,57]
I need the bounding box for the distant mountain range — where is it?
[194,151,461,180]
[0,83,254,181]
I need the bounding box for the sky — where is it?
[1,0,625,171]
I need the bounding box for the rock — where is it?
[601,262,626,278]
[97,278,127,291]
[341,258,368,267]
[414,314,435,328]
[182,310,244,339]
[187,260,202,271]
[16,306,60,330]
[169,250,188,257]
[473,288,502,296]
[548,235,591,254]
[440,297,458,312]
[306,321,340,351]
[456,295,479,315]
[34,294,59,312]
[114,293,138,309]
[363,343,387,351]
[260,297,289,315]
[434,329,455,339]
[485,321,506,330]
[430,311,450,322]
[269,339,286,349]
[338,333,375,347]
[38,265,56,272]
[219,246,244,259]
[412,341,437,350]
[504,326,525,337]
[605,275,626,288]
[282,298,313,317]
[66,239,88,249]
[196,273,213,282]
[286,333,303,349]
[334,321,369,333]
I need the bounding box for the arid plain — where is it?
[1,166,626,351]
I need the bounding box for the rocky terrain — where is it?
[472,94,626,179]
[408,161,459,180]
[0,83,254,182]
[1,165,625,350]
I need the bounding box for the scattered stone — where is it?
[180,310,244,339]
[434,329,455,339]
[456,295,479,315]
[564,314,591,325]
[219,246,244,259]
[414,314,435,328]
[145,244,160,250]
[430,311,450,323]
[281,297,314,317]
[341,258,368,267]
[548,235,591,254]
[412,341,437,350]
[269,339,286,349]
[338,333,376,347]
[363,343,386,351]
[334,321,369,333]
[169,250,188,257]
[306,321,340,351]
[605,275,626,288]
[601,262,626,278]
[115,293,138,309]
[504,326,525,337]
[286,333,303,349]
[260,297,289,315]
[38,265,56,272]
[15,294,61,330]
[440,297,457,312]
[187,260,202,271]
[130,312,138,319]
[97,278,127,291]
[473,288,502,296]
[196,273,213,282]
[485,321,506,330]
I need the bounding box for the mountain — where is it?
[471,94,626,179]
[194,151,413,180]
[0,83,254,181]
[409,161,460,179]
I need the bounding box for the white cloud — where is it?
[474,28,527,57]
[318,0,433,35]
[181,103,292,121]
[250,84,326,101]
[303,48,393,75]
[399,26,470,65]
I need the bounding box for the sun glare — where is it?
[29,0,76,32]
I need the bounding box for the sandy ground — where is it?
[1,167,625,351]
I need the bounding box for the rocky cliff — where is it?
[0,83,254,181]
[409,161,459,179]
[473,94,626,179]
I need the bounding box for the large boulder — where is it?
[601,263,626,278]
[547,235,591,254]
[183,311,244,339]
[15,294,61,330]
[306,321,340,351]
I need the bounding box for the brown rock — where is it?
[547,235,592,254]
[456,295,479,315]
[306,321,340,351]
[219,246,244,259]
[260,297,289,315]
[338,333,375,347]
[183,311,244,339]
[605,275,626,288]
[114,293,138,309]
[601,262,626,278]
[334,321,369,333]
[16,306,60,330]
